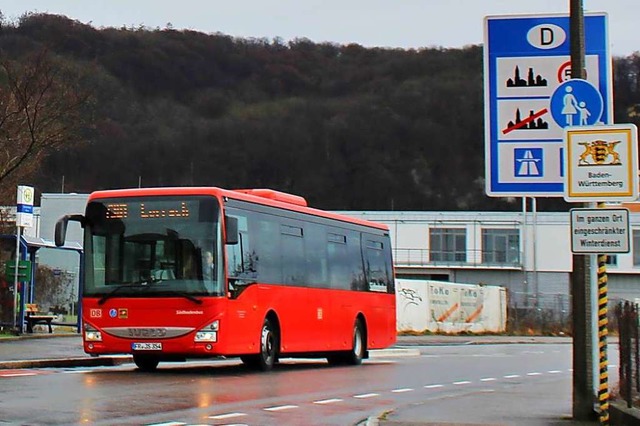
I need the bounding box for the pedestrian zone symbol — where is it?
[550,79,603,128]
[514,148,543,177]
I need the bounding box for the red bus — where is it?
[55,187,396,371]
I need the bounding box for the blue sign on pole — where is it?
[484,13,611,196]
[549,79,603,127]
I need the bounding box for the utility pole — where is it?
[569,0,595,420]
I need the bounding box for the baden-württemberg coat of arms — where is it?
[577,140,621,166]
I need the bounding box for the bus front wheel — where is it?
[133,355,159,372]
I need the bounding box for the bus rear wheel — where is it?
[133,355,159,372]
[345,319,365,365]
[327,319,365,366]
[241,317,279,371]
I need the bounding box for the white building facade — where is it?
[341,209,640,312]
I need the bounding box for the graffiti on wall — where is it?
[396,279,506,333]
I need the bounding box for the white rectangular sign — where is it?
[16,185,34,228]
[570,208,629,253]
[564,124,639,202]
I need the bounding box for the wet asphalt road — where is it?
[0,340,616,425]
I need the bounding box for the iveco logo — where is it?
[127,328,167,338]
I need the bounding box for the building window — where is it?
[429,228,466,262]
[634,229,640,266]
[605,255,617,267]
[482,229,520,265]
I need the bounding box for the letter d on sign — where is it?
[541,28,553,45]
[527,24,566,50]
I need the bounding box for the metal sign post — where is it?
[13,185,34,333]
[12,226,20,331]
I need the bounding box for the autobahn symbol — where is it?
[515,148,543,177]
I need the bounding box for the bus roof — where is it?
[87,187,389,231]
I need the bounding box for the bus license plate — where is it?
[132,342,162,351]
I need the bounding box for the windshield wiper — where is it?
[157,290,203,304]
[98,284,135,305]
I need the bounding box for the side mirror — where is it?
[225,216,238,245]
[54,214,85,247]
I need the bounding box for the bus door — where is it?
[326,229,364,349]
[362,234,395,346]
[223,213,261,354]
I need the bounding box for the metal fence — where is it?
[507,291,571,335]
[616,300,640,408]
[393,248,522,268]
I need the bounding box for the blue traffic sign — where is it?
[484,13,611,197]
[514,148,543,177]
[549,79,603,127]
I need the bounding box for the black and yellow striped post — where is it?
[597,201,609,425]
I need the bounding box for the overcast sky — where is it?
[1,0,637,56]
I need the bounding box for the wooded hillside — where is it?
[1,13,639,211]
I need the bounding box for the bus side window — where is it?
[327,232,348,289]
[364,239,390,293]
[254,217,282,283]
[304,223,328,287]
[281,223,305,285]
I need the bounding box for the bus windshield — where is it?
[83,195,223,299]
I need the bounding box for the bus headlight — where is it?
[195,320,219,343]
[84,323,102,342]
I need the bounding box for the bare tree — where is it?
[0,48,90,201]
[34,264,71,313]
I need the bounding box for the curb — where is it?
[369,348,420,358]
[0,355,132,370]
[0,333,81,342]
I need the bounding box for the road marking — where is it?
[504,374,521,379]
[480,377,497,382]
[527,372,542,376]
[424,384,444,389]
[264,405,298,412]
[1,372,37,377]
[453,381,471,385]
[548,370,562,374]
[146,422,186,426]
[209,412,247,420]
[391,388,414,393]
[313,398,343,405]
[353,393,379,399]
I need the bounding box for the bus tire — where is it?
[133,355,159,372]
[345,319,365,365]
[242,317,279,371]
